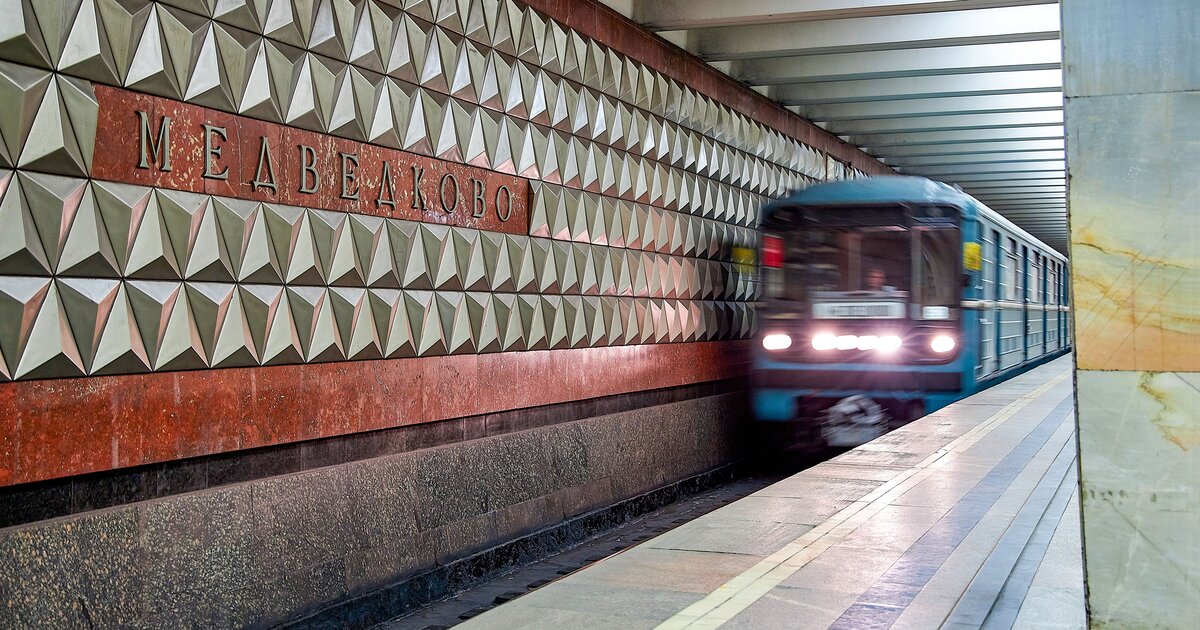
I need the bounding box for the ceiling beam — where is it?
[855,125,1063,147]
[633,0,1058,30]
[733,40,1060,84]
[674,5,1060,60]
[799,92,1064,121]
[827,110,1063,135]
[870,139,1064,158]
[885,150,1065,166]
[773,69,1062,105]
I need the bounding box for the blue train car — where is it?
[753,176,1070,445]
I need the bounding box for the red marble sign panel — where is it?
[0,341,750,487]
[91,85,530,234]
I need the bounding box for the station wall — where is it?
[0,0,888,626]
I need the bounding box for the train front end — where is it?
[753,179,974,446]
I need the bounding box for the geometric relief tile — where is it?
[125,280,206,372]
[0,170,51,275]
[236,283,293,365]
[0,60,51,169]
[17,171,90,275]
[56,0,126,85]
[185,280,255,368]
[287,286,344,363]
[330,286,383,360]
[0,1,52,69]
[89,180,153,277]
[56,276,124,374]
[0,276,86,380]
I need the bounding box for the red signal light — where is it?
[762,235,784,268]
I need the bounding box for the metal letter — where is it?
[377,161,397,209]
[298,145,319,194]
[494,185,513,221]
[411,165,428,210]
[439,173,459,213]
[136,111,171,171]
[340,152,359,200]
[202,124,228,180]
[252,136,278,193]
[471,178,486,218]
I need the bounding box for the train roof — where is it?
[763,176,1066,261]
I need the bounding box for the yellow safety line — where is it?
[656,369,1072,630]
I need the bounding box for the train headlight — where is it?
[763,333,792,351]
[856,335,879,350]
[835,335,858,350]
[931,335,956,353]
[811,333,837,351]
[879,335,903,352]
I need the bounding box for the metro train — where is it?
[753,176,1070,446]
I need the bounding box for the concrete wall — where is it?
[1063,1,1200,626]
[0,0,889,626]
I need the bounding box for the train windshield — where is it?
[800,226,911,295]
[766,204,961,318]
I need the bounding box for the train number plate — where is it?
[813,302,905,319]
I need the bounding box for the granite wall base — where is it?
[0,391,747,629]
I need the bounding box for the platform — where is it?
[460,356,1084,629]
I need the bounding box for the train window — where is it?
[1003,240,1018,302]
[1030,254,1041,303]
[1048,263,1057,305]
[914,226,960,312]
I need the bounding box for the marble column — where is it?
[1064,1,1200,626]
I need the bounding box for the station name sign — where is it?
[92,86,529,234]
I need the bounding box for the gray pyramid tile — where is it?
[310,209,364,286]
[0,61,51,169]
[17,172,89,275]
[238,39,301,122]
[493,292,525,351]
[328,65,376,141]
[58,183,121,278]
[367,288,412,358]
[436,291,474,354]
[287,286,345,362]
[465,291,500,353]
[186,281,256,368]
[330,286,383,360]
[126,279,206,371]
[285,52,338,132]
[0,0,52,68]
[17,74,96,177]
[261,203,323,285]
[238,284,295,365]
[0,171,50,275]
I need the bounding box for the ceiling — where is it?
[600,0,1066,252]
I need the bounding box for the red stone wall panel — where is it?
[0,341,748,486]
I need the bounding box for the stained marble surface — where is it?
[1067,91,1200,372]
[1076,370,1200,627]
